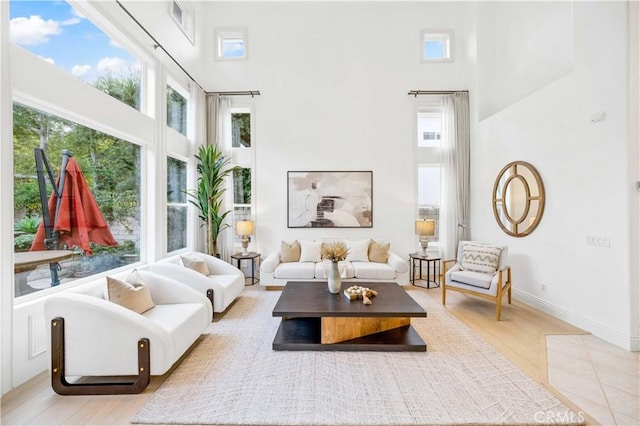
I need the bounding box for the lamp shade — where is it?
[415,219,435,236]
[235,220,254,236]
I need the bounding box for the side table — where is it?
[231,252,260,286]
[409,253,441,289]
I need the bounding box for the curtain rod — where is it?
[115,0,206,93]
[210,91,261,97]
[408,90,469,97]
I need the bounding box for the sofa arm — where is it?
[137,270,213,320]
[44,293,175,376]
[260,252,281,274]
[388,252,409,274]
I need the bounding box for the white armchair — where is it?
[442,242,512,320]
[43,270,211,395]
[150,251,244,317]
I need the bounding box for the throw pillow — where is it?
[281,240,301,263]
[460,243,502,274]
[346,239,370,262]
[368,240,390,263]
[299,240,322,262]
[181,254,210,276]
[107,271,155,314]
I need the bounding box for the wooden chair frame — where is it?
[442,259,512,320]
[50,317,151,395]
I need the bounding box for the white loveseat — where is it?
[149,251,245,316]
[260,239,410,288]
[43,270,211,395]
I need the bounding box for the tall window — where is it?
[13,102,141,297]
[230,107,254,248]
[416,105,443,246]
[9,0,143,111]
[167,85,187,136]
[167,157,187,253]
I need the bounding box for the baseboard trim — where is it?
[513,288,639,351]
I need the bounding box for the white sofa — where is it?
[260,239,410,287]
[43,270,211,394]
[149,251,244,316]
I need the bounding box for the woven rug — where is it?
[132,286,580,425]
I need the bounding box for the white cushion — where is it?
[460,243,502,273]
[274,262,316,279]
[315,261,355,279]
[299,240,322,262]
[450,270,493,289]
[346,239,370,262]
[142,303,209,365]
[353,262,396,280]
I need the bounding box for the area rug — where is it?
[132,287,580,425]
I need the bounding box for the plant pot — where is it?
[328,261,341,294]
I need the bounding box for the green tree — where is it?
[93,73,140,110]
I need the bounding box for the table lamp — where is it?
[236,220,254,255]
[415,219,435,255]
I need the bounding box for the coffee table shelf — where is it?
[272,281,427,352]
[273,317,426,351]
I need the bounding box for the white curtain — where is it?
[216,97,235,263]
[441,92,470,260]
[206,93,219,147]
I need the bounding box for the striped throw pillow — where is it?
[460,243,502,274]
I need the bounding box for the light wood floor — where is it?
[1,284,596,426]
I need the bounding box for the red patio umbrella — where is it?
[31,155,117,256]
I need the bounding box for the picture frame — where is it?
[287,171,373,228]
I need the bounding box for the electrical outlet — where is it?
[587,235,611,248]
[541,284,547,292]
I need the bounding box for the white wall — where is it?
[474,1,636,349]
[205,1,477,257]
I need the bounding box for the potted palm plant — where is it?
[187,144,235,257]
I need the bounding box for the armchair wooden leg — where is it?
[496,270,503,321]
[50,317,150,395]
[442,282,447,305]
[206,289,215,321]
[507,267,512,304]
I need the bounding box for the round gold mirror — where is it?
[492,161,545,237]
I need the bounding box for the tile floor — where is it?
[546,335,640,426]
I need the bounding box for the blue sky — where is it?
[9,0,140,82]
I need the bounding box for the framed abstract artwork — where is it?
[287,171,373,228]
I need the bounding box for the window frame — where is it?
[421,29,454,63]
[215,28,248,61]
[169,0,195,45]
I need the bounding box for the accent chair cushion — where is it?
[280,240,301,263]
[450,270,493,289]
[107,270,155,314]
[299,240,322,262]
[460,243,502,274]
[368,240,390,263]
[346,239,370,262]
[181,254,210,276]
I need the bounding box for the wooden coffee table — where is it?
[272,281,427,351]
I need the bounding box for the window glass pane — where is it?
[424,40,445,59]
[167,157,186,204]
[417,113,441,147]
[172,1,183,24]
[233,168,251,204]
[167,157,187,253]
[222,38,245,58]
[13,102,141,297]
[231,112,251,148]
[418,165,441,206]
[9,0,142,110]
[167,206,187,252]
[167,85,187,136]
